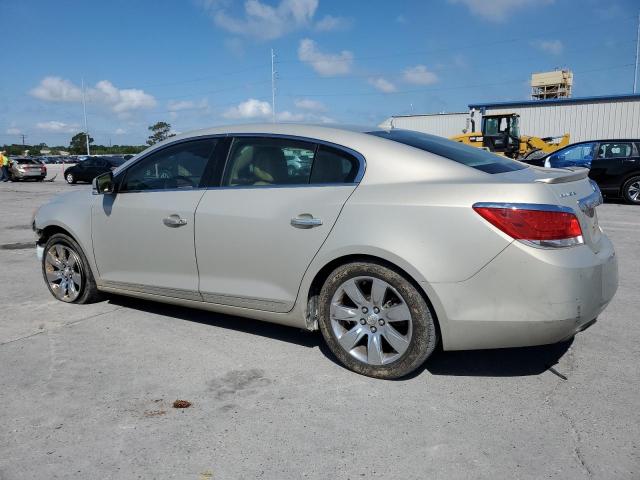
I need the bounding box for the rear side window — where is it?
[597,142,632,159]
[367,129,526,174]
[223,137,316,186]
[310,145,359,184]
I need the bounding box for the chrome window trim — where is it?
[114,132,367,192]
[472,202,575,214]
[221,133,366,188]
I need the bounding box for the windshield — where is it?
[14,158,39,164]
[367,129,526,174]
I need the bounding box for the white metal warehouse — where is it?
[382,94,640,143]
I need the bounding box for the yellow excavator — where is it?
[451,112,570,161]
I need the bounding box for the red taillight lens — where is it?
[473,206,582,242]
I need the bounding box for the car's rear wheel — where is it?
[622,176,640,204]
[318,261,438,379]
[42,233,102,304]
[65,173,75,184]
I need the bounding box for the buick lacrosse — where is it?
[33,124,618,379]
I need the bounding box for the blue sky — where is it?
[1,0,638,146]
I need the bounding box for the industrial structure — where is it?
[530,70,573,100]
[381,94,640,144]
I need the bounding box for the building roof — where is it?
[469,93,640,110]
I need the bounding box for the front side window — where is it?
[121,139,216,192]
[223,137,316,186]
[554,143,596,162]
[597,142,632,159]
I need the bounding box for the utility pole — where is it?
[634,10,640,94]
[271,48,277,123]
[81,78,90,155]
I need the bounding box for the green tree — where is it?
[69,132,94,155]
[147,121,175,146]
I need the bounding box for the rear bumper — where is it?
[429,236,618,351]
[12,172,46,179]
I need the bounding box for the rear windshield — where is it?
[14,158,38,164]
[367,129,526,174]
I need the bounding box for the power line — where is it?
[285,63,635,98]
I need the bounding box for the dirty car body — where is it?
[33,124,618,379]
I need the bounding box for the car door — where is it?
[75,159,94,181]
[589,141,636,193]
[194,136,363,313]
[91,138,219,298]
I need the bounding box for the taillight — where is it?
[473,203,583,248]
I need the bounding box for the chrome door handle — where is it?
[291,216,323,228]
[163,214,188,227]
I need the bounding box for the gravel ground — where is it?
[1,173,638,479]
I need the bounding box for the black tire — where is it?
[41,233,103,304]
[622,176,640,205]
[318,261,438,379]
[65,172,76,184]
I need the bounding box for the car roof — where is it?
[161,123,379,146]
[564,139,640,145]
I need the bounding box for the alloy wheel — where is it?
[330,276,413,365]
[44,244,83,302]
[627,181,640,202]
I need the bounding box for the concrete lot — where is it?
[1,171,638,479]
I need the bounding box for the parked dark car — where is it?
[8,157,47,181]
[64,156,127,184]
[524,140,640,205]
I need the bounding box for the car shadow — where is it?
[106,294,321,349]
[106,294,573,379]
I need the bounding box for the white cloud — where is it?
[276,111,306,121]
[533,39,563,55]
[294,98,326,112]
[6,127,22,135]
[36,121,80,133]
[205,0,319,40]
[403,65,438,85]
[298,38,353,76]
[368,77,397,93]
[315,14,349,31]
[448,0,554,22]
[29,76,157,113]
[223,98,272,119]
[167,98,209,112]
[114,128,127,135]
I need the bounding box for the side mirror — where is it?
[93,171,115,195]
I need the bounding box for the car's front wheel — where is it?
[42,233,102,304]
[318,261,438,379]
[65,172,76,184]
[622,176,640,204]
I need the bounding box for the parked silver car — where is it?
[33,124,618,378]
[9,157,47,181]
